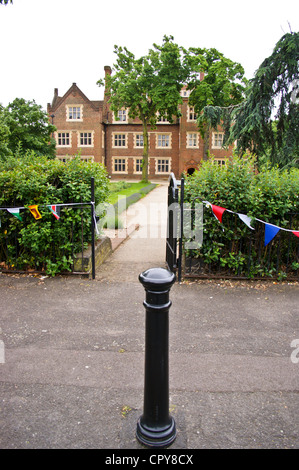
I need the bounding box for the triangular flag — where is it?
[264,223,280,246]
[211,204,226,223]
[292,231,299,238]
[7,208,22,221]
[237,213,255,230]
[28,205,42,220]
[47,205,60,220]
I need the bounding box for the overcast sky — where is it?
[0,0,298,110]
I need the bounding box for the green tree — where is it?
[0,105,12,159]
[201,32,299,168]
[186,47,247,159]
[98,35,189,182]
[231,32,299,168]
[2,98,56,159]
[0,0,13,4]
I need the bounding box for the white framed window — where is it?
[187,106,198,121]
[78,131,93,147]
[134,133,144,148]
[57,132,71,147]
[155,158,171,174]
[112,157,128,174]
[212,132,224,148]
[113,108,128,123]
[156,133,171,148]
[134,158,143,174]
[112,133,127,147]
[66,105,83,121]
[186,132,199,148]
[213,158,227,166]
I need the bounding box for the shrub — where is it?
[0,154,109,275]
[183,154,299,278]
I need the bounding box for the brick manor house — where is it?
[47,66,234,179]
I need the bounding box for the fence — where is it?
[0,178,96,279]
[166,175,299,281]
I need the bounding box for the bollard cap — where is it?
[139,267,176,291]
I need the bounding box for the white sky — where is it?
[0,0,298,110]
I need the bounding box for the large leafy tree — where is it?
[186,47,247,159]
[202,32,299,168]
[1,98,56,159]
[98,35,189,182]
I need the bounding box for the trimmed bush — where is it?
[183,155,299,278]
[0,154,109,275]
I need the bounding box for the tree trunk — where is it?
[203,126,210,161]
[142,121,149,182]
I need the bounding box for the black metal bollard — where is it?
[136,267,176,448]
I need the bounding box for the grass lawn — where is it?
[107,181,153,205]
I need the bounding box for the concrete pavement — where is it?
[0,183,299,449]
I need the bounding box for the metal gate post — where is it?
[136,267,176,448]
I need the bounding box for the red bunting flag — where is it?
[211,204,226,223]
[293,231,299,238]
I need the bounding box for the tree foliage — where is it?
[185,47,247,158]
[98,35,189,182]
[0,98,56,159]
[203,32,299,168]
[0,0,13,4]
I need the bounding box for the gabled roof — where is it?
[48,83,103,113]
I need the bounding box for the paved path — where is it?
[96,183,169,282]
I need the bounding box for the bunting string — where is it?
[202,200,299,246]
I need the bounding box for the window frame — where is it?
[66,105,83,122]
[57,131,71,147]
[155,157,171,174]
[112,157,128,174]
[112,133,128,148]
[212,132,224,149]
[186,132,199,148]
[156,133,171,149]
[78,131,94,147]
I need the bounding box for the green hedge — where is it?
[0,154,109,275]
[183,155,299,278]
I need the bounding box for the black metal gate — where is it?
[166,173,184,281]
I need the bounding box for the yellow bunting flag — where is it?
[28,205,42,220]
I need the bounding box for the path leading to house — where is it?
[96,182,169,282]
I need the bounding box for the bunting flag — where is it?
[28,205,42,220]
[211,204,226,223]
[7,208,23,221]
[203,201,227,223]
[47,205,60,220]
[237,213,255,230]
[203,200,299,245]
[264,223,280,246]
